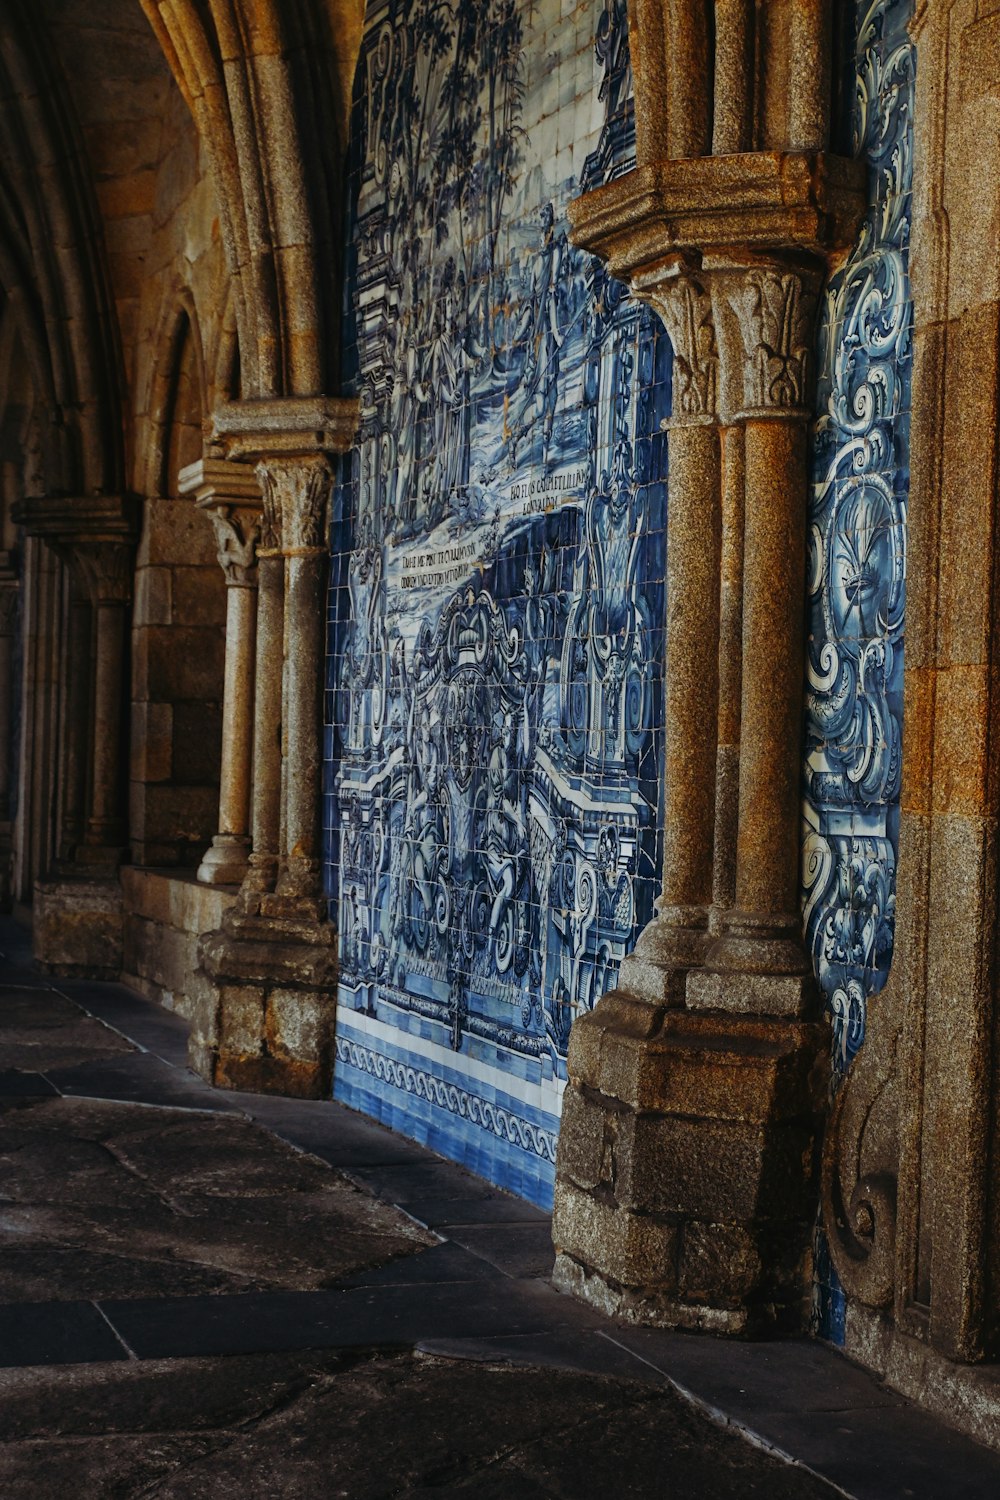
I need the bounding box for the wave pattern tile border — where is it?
[803,0,914,1339]
[326,0,665,1207]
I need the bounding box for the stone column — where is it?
[179,459,262,887]
[688,263,820,1009]
[256,454,331,900]
[0,561,19,909]
[194,397,357,1099]
[618,264,722,1003]
[244,486,284,893]
[553,152,864,1333]
[74,541,134,862]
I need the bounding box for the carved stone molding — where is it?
[631,262,718,421]
[711,264,820,420]
[256,455,333,555]
[72,541,135,607]
[820,973,902,1309]
[204,507,261,587]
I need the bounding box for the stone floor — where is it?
[2,921,1000,1499]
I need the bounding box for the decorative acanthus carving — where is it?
[256,455,333,554]
[255,464,283,552]
[205,505,261,587]
[72,541,134,606]
[634,270,718,420]
[714,266,819,417]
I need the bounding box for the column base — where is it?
[196,834,250,886]
[552,985,828,1334]
[33,873,124,979]
[618,911,710,1005]
[195,892,337,1099]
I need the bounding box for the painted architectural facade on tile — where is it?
[326,0,668,1204]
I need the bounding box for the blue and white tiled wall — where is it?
[325,0,915,1247]
[326,0,668,1207]
[804,0,914,1340]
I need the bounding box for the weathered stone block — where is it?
[218,984,265,1057]
[33,876,124,980]
[678,1222,763,1303]
[555,1084,608,1192]
[552,1178,678,1291]
[620,1113,815,1222]
[265,987,335,1066]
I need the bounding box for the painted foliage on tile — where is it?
[327,0,666,1204]
[803,0,913,1079]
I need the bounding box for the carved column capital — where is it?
[255,454,333,556]
[631,261,718,422]
[204,506,262,587]
[710,261,822,422]
[72,541,135,606]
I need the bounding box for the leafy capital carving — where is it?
[713,265,820,418]
[204,505,261,587]
[634,270,718,421]
[255,455,332,554]
[71,541,134,606]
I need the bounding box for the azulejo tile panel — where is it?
[326,0,665,1206]
[804,0,914,1341]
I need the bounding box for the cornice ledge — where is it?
[13,492,140,545]
[212,397,360,462]
[178,458,263,507]
[568,151,866,280]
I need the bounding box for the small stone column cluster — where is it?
[0,556,19,908]
[14,493,139,977]
[178,460,262,887]
[552,154,865,1333]
[195,398,358,1098]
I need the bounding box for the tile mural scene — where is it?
[326,0,914,1218]
[326,0,668,1205]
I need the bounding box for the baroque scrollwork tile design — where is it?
[326,0,665,1205]
[803,0,913,1076]
[803,0,913,1343]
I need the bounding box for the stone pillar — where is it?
[617,265,722,1003]
[194,398,357,1099]
[688,263,820,1009]
[178,459,262,887]
[245,488,284,894]
[552,153,864,1333]
[14,493,139,978]
[73,541,133,863]
[0,560,19,909]
[256,454,331,900]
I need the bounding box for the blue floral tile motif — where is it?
[803,0,914,1338]
[326,0,665,1207]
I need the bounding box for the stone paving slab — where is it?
[99,1276,603,1361]
[0,1300,127,1367]
[2,922,1000,1499]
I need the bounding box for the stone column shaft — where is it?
[87,598,126,848]
[620,268,722,1002]
[180,460,264,888]
[734,416,807,926]
[281,547,325,894]
[252,453,332,900]
[70,541,133,862]
[711,423,745,920]
[246,544,284,891]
